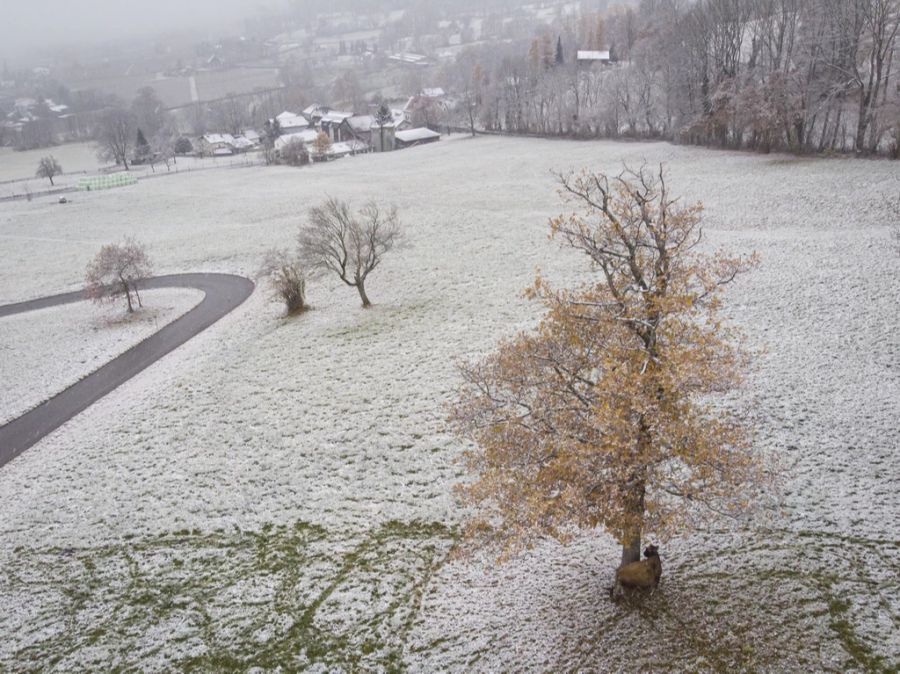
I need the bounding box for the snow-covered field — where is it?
[0,142,262,199]
[0,143,104,181]
[0,289,204,425]
[0,136,897,671]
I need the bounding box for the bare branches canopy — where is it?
[298,198,401,308]
[94,107,136,170]
[35,155,62,186]
[84,238,153,313]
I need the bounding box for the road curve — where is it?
[0,273,255,469]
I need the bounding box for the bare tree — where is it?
[298,198,401,308]
[260,249,308,314]
[854,0,900,153]
[151,125,178,171]
[332,70,364,111]
[94,107,136,169]
[84,238,153,313]
[35,155,62,186]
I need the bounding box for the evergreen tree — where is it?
[374,103,393,152]
[555,36,564,65]
[262,119,282,165]
[135,128,151,163]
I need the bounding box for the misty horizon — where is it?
[1,0,278,65]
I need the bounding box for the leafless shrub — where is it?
[260,248,308,314]
[279,139,309,167]
[84,237,152,313]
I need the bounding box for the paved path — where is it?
[0,273,254,469]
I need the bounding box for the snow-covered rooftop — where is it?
[576,50,611,61]
[201,133,235,145]
[275,112,309,129]
[321,110,354,124]
[346,115,375,132]
[395,127,441,143]
[274,129,319,150]
[231,136,254,150]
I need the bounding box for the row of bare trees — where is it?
[91,87,191,171]
[83,198,399,317]
[444,0,900,156]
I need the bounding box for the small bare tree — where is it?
[260,248,308,314]
[36,155,62,186]
[298,198,400,308]
[85,238,153,313]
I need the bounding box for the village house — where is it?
[319,109,355,141]
[198,133,236,155]
[274,111,308,133]
[197,133,256,156]
[338,115,376,145]
[274,129,319,155]
[301,104,330,125]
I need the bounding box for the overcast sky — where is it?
[2,0,269,64]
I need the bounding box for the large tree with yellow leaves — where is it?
[451,165,769,575]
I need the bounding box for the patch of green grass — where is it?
[4,519,456,672]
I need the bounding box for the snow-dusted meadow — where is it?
[0,136,897,671]
[0,143,262,200]
[0,289,203,425]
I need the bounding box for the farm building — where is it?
[369,122,396,152]
[198,133,236,155]
[576,50,612,65]
[395,127,440,148]
[197,133,255,155]
[274,129,319,155]
[320,110,355,141]
[337,115,376,145]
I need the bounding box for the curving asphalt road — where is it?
[0,273,254,469]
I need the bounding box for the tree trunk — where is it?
[620,480,645,566]
[357,282,371,308]
[124,288,134,313]
[49,175,54,186]
[611,478,645,600]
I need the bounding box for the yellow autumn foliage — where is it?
[450,165,771,563]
